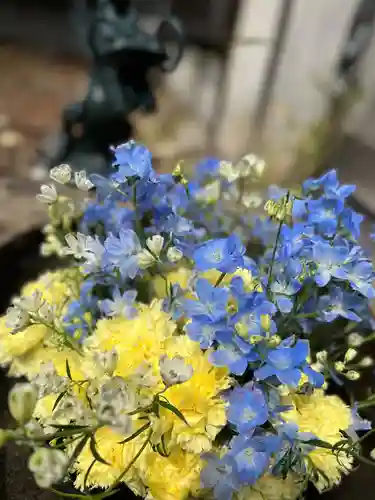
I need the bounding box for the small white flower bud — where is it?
[344,348,358,363]
[219,161,239,183]
[50,164,72,184]
[28,448,68,489]
[242,193,263,208]
[348,333,364,347]
[36,184,58,204]
[5,306,29,332]
[74,171,94,191]
[138,249,156,269]
[167,247,183,263]
[8,383,38,424]
[359,356,374,368]
[159,355,193,386]
[334,361,345,373]
[316,350,328,363]
[346,370,360,381]
[146,235,164,256]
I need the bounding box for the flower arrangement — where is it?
[0,141,375,500]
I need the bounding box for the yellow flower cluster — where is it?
[235,473,303,500]
[0,268,82,378]
[283,389,353,491]
[74,300,230,499]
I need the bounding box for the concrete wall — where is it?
[262,0,360,182]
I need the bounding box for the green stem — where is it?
[266,219,283,294]
[214,272,226,287]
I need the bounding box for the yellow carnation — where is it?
[282,389,353,491]
[139,447,203,500]
[158,335,230,454]
[84,300,175,386]
[235,473,303,500]
[0,268,82,378]
[73,426,146,496]
[21,268,81,315]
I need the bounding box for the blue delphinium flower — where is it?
[200,453,240,500]
[227,434,279,486]
[227,386,268,434]
[193,234,245,273]
[104,229,141,279]
[341,207,363,239]
[210,341,256,376]
[255,337,309,386]
[312,240,349,286]
[303,169,355,199]
[195,157,221,181]
[185,317,222,348]
[345,259,375,298]
[112,140,153,180]
[270,278,301,313]
[317,286,362,322]
[99,288,137,318]
[180,278,229,322]
[307,198,344,236]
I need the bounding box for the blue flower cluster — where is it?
[60,142,374,498]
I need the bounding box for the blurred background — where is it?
[1,0,375,244]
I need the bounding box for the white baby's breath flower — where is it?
[49,164,72,184]
[5,306,29,332]
[359,356,374,367]
[138,249,156,269]
[8,383,38,424]
[344,348,358,363]
[28,448,68,489]
[36,184,58,204]
[166,246,183,263]
[159,355,193,386]
[348,332,364,347]
[74,171,94,191]
[146,235,164,256]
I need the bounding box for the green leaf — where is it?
[158,434,170,457]
[53,390,67,412]
[66,359,72,380]
[305,438,333,449]
[117,422,151,444]
[90,435,110,465]
[157,398,190,426]
[50,424,90,430]
[84,459,97,491]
